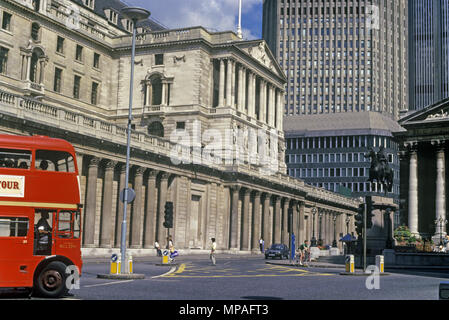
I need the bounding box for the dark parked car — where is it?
[265,244,289,260]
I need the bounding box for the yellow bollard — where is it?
[345,255,354,273]
[128,255,133,274]
[110,254,120,274]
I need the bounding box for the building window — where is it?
[105,9,118,25]
[31,22,40,41]
[1,12,12,31]
[176,122,185,130]
[83,0,95,9]
[56,36,64,54]
[32,0,40,12]
[91,82,99,105]
[0,47,8,75]
[155,54,164,65]
[93,52,100,69]
[73,75,81,99]
[53,67,62,93]
[148,121,164,137]
[75,45,83,62]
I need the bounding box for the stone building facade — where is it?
[395,98,449,244]
[0,0,359,255]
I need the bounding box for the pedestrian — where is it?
[210,237,217,265]
[154,240,162,257]
[259,238,264,253]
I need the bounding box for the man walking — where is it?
[210,238,217,265]
[259,238,264,253]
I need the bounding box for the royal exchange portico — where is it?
[0,0,359,255]
[395,98,449,243]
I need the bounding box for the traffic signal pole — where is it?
[363,196,367,272]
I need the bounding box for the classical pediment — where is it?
[236,41,285,80]
[399,97,449,126]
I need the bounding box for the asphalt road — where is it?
[0,254,445,300]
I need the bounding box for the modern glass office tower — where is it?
[409,0,449,111]
[263,0,408,120]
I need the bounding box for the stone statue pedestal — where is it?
[366,196,398,256]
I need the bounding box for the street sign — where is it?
[162,249,169,256]
[120,188,136,204]
[111,253,118,263]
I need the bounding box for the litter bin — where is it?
[375,255,384,273]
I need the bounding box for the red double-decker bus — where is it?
[0,134,82,298]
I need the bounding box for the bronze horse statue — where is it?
[364,147,393,194]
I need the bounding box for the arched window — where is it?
[28,47,46,84]
[150,75,162,105]
[144,74,169,106]
[148,121,164,137]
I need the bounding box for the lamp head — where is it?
[121,7,151,23]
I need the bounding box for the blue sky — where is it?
[124,0,263,40]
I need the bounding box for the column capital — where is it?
[104,160,117,170]
[160,172,170,180]
[134,166,146,176]
[253,190,262,197]
[88,156,101,167]
[148,169,159,178]
[230,185,241,192]
[431,140,446,151]
[404,141,418,152]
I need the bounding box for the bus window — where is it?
[0,148,31,169]
[34,210,53,256]
[0,217,29,237]
[74,210,80,239]
[57,211,72,238]
[35,150,75,172]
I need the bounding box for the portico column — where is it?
[433,141,447,238]
[83,157,100,247]
[115,164,127,247]
[274,196,281,244]
[218,59,225,107]
[259,80,265,121]
[408,144,419,236]
[131,167,145,248]
[226,59,232,107]
[242,68,247,111]
[144,170,159,248]
[237,65,243,110]
[231,60,236,108]
[282,198,290,245]
[230,185,241,249]
[251,191,262,252]
[247,72,254,117]
[276,90,283,130]
[100,160,116,248]
[241,188,251,250]
[298,201,305,244]
[262,193,272,246]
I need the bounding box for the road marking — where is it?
[151,266,177,279]
[83,280,135,288]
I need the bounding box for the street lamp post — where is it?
[311,206,317,246]
[119,6,151,273]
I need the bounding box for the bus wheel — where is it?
[35,261,69,298]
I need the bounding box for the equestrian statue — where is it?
[364,146,393,194]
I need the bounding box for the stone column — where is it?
[83,157,100,247]
[251,191,262,252]
[145,82,151,106]
[291,200,299,246]
[100,160,116,248]
[273,196,281,244]
[247,72,254,117]
[259,80,265,121]
[241,188,251,250]
[131,166,145,248]
[276,90,283,130]
[242,68,247,111]
[231,60,236,108]
[218,59,225,107]
[115,164,126,247]
[26,55,31,81]
[226,59,232,107]
[433,141,447,239]
[282,198,290,245]
[408,144,419,236]
[262,193,272,247]
[230,185,241,249]
[144,170,158,248]
[238,65,243,111]
[298,201,305,244]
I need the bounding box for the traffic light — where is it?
[355,203,365,236]
[163,201,173,228]
[366,196,374,229]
